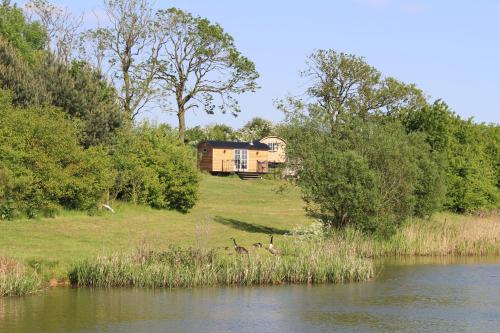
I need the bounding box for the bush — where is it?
[111,123,199,212]
[0,95,114,218]
[286,115,445,235]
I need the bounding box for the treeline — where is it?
[280,50,499,235]
[0,1,199,219]
[184,117,277,144]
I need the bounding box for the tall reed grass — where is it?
[328,213,500,257]
[0,257,42,296]
[68,240,374,288]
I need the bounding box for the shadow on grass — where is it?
[212,216,289,235]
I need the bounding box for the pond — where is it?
[1,257,499,333]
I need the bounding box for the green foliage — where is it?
[238,117,274,141]
[288,115,444,235]
[0,97,114,218]
[38,58,125,147]
[0,39,124,147]
[156,7,259,142]
[300,147,381,231]
[111,123,199,212]
[403,100,499,213]
[301,49,426,130]
[0,37,48,106]
[0,0,46,62]
[184,123,239,145]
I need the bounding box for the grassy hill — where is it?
[0,175,312,276]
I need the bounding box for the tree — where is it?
[38,58,125,147]
[155,8,259,143]
[0,37,48,106]
[239,117,273,141]
[205,124,238,141]
[301,49,426,132]
[84,0,164,119]
[25,0,82,64]
[0,0,46,62]
[403,100,499,213]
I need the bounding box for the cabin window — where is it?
[268,142,278,152]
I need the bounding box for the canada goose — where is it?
[252,242,263,248]
[267,234,279,255]
[230,238,249,254]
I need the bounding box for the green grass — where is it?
[68,241,374,288]
[0,175,312,279]
[1,174,497,291]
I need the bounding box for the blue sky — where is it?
[20,0,500,128]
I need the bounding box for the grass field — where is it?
[1,174,498,288]
[0,175,312,278]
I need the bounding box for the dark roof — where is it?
[199,140,269,150]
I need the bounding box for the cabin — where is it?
[259,136,287,166]
[197,140,270,175]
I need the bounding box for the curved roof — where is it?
[259,136,287,143]
[199,140,270,150]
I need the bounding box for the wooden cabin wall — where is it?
[249,150,269,172]
[210,148,270,172]
[198,143,213,172]
[212,148,229,172]
[260,137,286,163]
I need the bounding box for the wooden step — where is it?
[237,172,262,180]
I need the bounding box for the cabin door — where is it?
[234,149,248,171]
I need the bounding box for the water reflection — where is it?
[1,257,499,333]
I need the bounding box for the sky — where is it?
[19,0,500,128]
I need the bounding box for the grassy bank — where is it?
[0,257,42,296]
[329,212,500,257]
[68,239,373,288]
[0,175,311,279]
[0,175,498,294]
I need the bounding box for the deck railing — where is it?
[220,160,269,173]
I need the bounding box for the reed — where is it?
[68,240,374,288]
[326,213,500,257]
[0,257,42,297]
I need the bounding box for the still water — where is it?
[1,257,499,333]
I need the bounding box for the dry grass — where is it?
[328,213,500,258]
[0,257,42,296]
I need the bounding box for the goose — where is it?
[267,234,279,255]
[252,242,263,248]
[230,238,249,254]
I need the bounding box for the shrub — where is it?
[111,123,199,212]
[289,117,445,235]
[0,97,113,218]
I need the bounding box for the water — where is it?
[1,257,499,333]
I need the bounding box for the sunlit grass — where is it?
[0,257,42,297]
[327,212,500,257]
[68,240,374,288]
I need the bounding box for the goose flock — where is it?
[229,234,279,256]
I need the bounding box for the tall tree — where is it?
[155,8,259,143]
[302,49,426,132]
[25,0,82,64]
[84,0,164,119]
